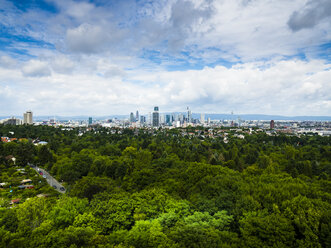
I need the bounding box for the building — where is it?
[200,113,205,124]
[179,113,184,124]
[270,120,275,129]
[152,106,159,127]
[136,110,139,122]
[130,112,135,122]
[187,106,192,123]
[88,117,92,125]
[23,110,33,124]
[1,117,22,125]
[166,114,171,125]
[160,114,165,125]
[140,115,146,124]
[148,112,152,125]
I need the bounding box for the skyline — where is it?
[1,111,331,122]
[0,0,331,116]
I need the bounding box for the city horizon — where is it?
[1,111,331,122]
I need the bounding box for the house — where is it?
[18,185,34,189]
[0,182,7,187]
[21,179,32,184]
[10,198,21,205]
[37,193,49,198]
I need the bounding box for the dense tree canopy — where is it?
[0,124,330,247]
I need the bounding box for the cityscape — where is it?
[0,107,330,137]
[0,1,330,247]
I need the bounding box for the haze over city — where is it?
[0,0,330,116]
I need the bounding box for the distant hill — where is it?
[196,114,331,121]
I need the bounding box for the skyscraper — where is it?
[23,110,33,124]
[130,112,135,122]
[152,106,159,127]
[140,116,146,124]
[200,113,205,124]
[136,110,139,122]
[179,113,184,124]
[270,120,275,129]
[88,117,92,125]
[187,106,192,123]
[166,114,171,125]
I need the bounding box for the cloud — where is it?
[51,55,75,74]
[0,0,331,117]
[0,56,17,68]
[166,0,213,50]
[2,0,330,61]
[66,23,109,53]
[22,60,51,77]
[1,57,330,116]
[65,23,127,54]
[288,0,331,31]
[130,59,331,115]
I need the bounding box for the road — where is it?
[30,165,66,194]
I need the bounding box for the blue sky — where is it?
[0,0,330,116]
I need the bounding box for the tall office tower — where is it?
[207,117,211,124]
[152,106,159,127]
[140,116,146,124]
[23,110,33,124]
[179,113,184,124]
[88,117,92,125]
[200,113,205,124]
[148,112,152,125]
[166,114,171,125]
[270,120,275,129]
[162,114,167,124]
[136,110,139,122]
[187,106,192,123]
[130,112,135,122]
[171,114,178,122]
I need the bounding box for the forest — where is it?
[0,124,330,248]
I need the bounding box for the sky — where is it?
[0,0,330,116]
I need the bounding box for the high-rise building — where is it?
[270,120,275,129]
[88,117,92,125]
[130,112,135,122]
[140,116,146,124]
[152,106,159,127]
[136,110,139,122]
[160,114,165,124]
[166,114,171,125]
[179,113,184,124]
[187,106,192,123]
[23,110,33,124]
[200,113,205,124]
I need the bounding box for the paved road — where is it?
[30,165,66,194]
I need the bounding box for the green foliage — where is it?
[0,125,330,247]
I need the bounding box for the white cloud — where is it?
[0,55,17,68]
[66,23,108,53]
[21,60,51,77]
[1,57,330,116]
[51,55,75,74]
